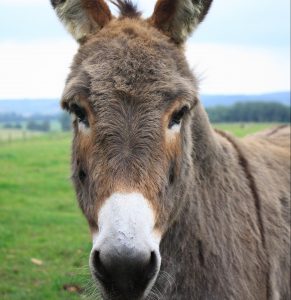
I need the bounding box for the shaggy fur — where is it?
[51,0,112,43]
[150,0,213,43]
[51,1,291,299]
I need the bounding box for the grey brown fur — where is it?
[51,0,291,299]
[151,0,213,43]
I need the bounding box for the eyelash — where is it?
[70,104,89,127]
[168,106,189,129]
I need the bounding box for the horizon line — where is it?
[0,91,290,101]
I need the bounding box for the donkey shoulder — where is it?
[241,126,290,299]
[247,125,290,148]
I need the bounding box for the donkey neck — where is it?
[190,102,224,177]
[160,100,226,248]
[157,103,238,297]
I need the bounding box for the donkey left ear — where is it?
[149,0,213,44]
[51,0,112,43]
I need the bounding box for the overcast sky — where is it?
[0,0,290,99]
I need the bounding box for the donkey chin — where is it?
[89,193,162,300]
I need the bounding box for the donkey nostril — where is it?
[150,251,157,267]
[92,250,108,281]
[145,251,158,280]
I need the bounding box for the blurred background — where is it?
[0,0,290,299]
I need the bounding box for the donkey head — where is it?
[51,0,213,299]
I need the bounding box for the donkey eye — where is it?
[168,106,189,129]
[70,104,89,126]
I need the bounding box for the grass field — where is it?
[0,129,43,144]
[0,123,279,299]
[0,134,96,300]
[213,123,278,138]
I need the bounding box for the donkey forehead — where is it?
[81,19,183,71]
[63,20,196,102]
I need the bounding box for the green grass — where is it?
[0,134,94,300]
[0,129,44,143]
[0,123,279,299]
[213,122,277,138]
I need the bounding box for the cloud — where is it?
[1,0,289,99]
[186,43,290,95]
[0,39,77,99]
[0,40,289,99]
[0,0,45,4]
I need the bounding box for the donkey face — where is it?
[52,1,213,299]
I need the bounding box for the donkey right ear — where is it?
[150,0,213,44]
[51,0,112,43]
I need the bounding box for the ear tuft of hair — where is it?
[110,0,141,18]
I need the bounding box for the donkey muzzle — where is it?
[91,247,159,299]
[90,193,161,299]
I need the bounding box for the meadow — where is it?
[0,133,95,300]
[0,129,42,144]
[0,123,278,299]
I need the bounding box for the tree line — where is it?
[1,101,290,131]
[206,102,290,123]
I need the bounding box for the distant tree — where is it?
[14,123,22,129]
[27,120,39,131]
[0,113,24,123]
[3,123,13,129]
[207,102,290,123]
[27,120,50,132]
[41,120,50,132]
[60,112,71,131]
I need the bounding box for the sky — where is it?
[0,0,290,99]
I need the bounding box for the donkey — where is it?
[51,1,290,299]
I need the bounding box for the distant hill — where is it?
[0,99,60,116]
[0,92,289,116]
[200,92,290,107]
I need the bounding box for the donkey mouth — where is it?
[96,279,158,300]
[99,286,150,300]
[92,255,160,300]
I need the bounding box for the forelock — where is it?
[110,0,141,18]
